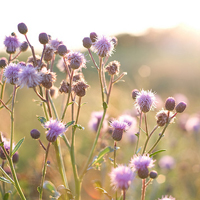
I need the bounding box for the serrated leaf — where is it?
[0,177,12,184]
[3,193,10,200]
[150,149,166,157]
[65,121,75,129]
[95,187,113,200]
[73,124,85,130]
[37,116,47,125]
[11,137,24,157]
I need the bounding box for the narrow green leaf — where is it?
[0,177,12,184]
[65,121,75,129]
[95,187,113,200]
[73,124,85,130]
[37,186,41,194]
[3,193,10,200]
[37,116,47,124]
[0,167,14,185]
[11,138,25,157]
[150,149,166,157]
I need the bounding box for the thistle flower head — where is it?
[105,60,120,75]
[65,51,86,70]
[158,195,175,200]
[92,35,114,57]
[73,81,89,97]
[4,34,20,54]
[156,110,169,127]
[130,154,155,171]
[118,114,136,128]
[49,38,62,51]
[109,165,135,191]
[135,90,156,113]
[40,67,56,89]
[18,64,42,88]
[158,155,175,170]
[4,63,22,85]
[44,119,66,142]
[59,80,70,93]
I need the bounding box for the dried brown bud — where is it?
[73,81,89,97]
[59,80,70,93]
[132,89,139,100]
[44,46,54,61]
[20,41,28,52]
[40,68,56,89]
[0,57,8,68]
[156,110,168,126]
[57,44,68,56]
[111,36,118,47]
[105,60,120,75]
[30,129,40,139]
[90,32,97,42]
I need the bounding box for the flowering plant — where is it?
[0,23,187,200]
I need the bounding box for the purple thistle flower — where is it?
[92,35,114,57]
[158,195,175,200]
[158,155,175,170]
[118,114,136,128]
[4,63,22,85]
[88,111,108,133]
[44,119,66,142]
[135,89,156,113]
[130,154,155,171]
[65,51,86,70]
[109,165,135,191]
[4,35,20,54]
[18,64,42,88]
[49,39,62,51]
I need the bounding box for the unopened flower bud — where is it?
[44,46,54,61]
[90,32,97,42]
[0,57,8,68]
[106,61,120,75]
[149,170,158,179]
[59,80,70,93]
[30,129,40,139]
[138,167,149,179]
[12,152,19,163]
[18,23,28,34]
[156,110,168,126]
[20,41,28,52]
[175,101,187,113]
[39,32,49,45]
[165,97,175,111]
[57,44,67,56]
[111,36,118,47]
[73,81,89,97]
[132,89,139,99]
[112,129,123,141]
[82,37,92,48]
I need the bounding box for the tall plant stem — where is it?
[106,75,114,104]
[114,141,117,200]
[123,189,126,200]
[39,142,51,200]
[98,58,105,103]
[135,112,143,154]
[141,179,146,200]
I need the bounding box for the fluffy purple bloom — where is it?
[158,195,175,200]
[4,63,22,85]
[135,90,156,113]
[4,35,20,54]
[158,155,175,170]
[130,154,155,171]
[88,111,108,132]
[66,51,86,70]
[92,35,114,57]
[44,119,66,142]
[49,39,62,51]
[18,64,42,88]
[118,114,136,128]
[109,165,135,191]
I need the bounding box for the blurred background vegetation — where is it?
[0,25,200,200]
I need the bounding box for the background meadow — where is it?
[0,25,200,199]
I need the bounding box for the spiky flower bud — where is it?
[149,170,158,179]
[165,97,175,111]
[39,32,49,45]
[132,89,139,100]
[20,41,28,52]
[73,81,89,97]
[0,57,8,68]
[57,44,68,56]
[82,37,92,48]
[175,101,187,113]
[138,167,149,179]
[90,32,97,42]
[111,36,118,47]
[44,46,54,61]
[106,60,120,75]
[30,129,40,139]
[156,110,168,126]
[18,23,28,34]
[59,80,70,93]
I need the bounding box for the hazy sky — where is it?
[1,0,200,51]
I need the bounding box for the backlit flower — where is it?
[4,34,20,54]
[158,195,175,200]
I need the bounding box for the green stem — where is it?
[106,75,113,104]
[135,112,143,154]
[114,141,117,200]
[98,58,105,103]
[39,142,51,200]
[144,113,148,136]
[88,49,99,70]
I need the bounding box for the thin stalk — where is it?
[50,54,55,72]
[98,58,105,103]
[38,139,47,151]
[88,49,99,70]
[106,75,114,104]
[33,87,47,102]
[142,125,158,155]
[141,179,146,200]
[38,44,46,69]
[135,112,143,154]
[114,141,117,200]
[100,57,107,96]
[144,113,148,136]
[123,189,126,200]
[0,99,11,112]
[0,80,6,106]
[46,89,52,118]
[39,142,51,200]
[10,51,22,61]
[48,91,59,120]
[80,106,107,180]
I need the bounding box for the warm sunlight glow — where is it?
[1,0,200,50]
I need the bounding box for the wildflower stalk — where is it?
[114,141,117,200]
[123,189,126,200]
[38,44,46,69]
[106,75,114,104]
[10,50,22,61]
[141,179,146,200]
[135,112,143,154]
[98,57,105,102]
[88,48,99,70]
[39,142,50,200]
[100,57,107,96]
[144,113,148,136]
[0,80,6,107]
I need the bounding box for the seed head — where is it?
[106,60,120,75]
[44,46,54,61]
[59,80,70,93]
[49,39,62,51]
[30,129,41,139]
[156,110,168,126]
[165,97,175,111]
[40,68,56,89]
[175,101,186,113]
[73,81,89,97]
[90,32,97,42]
[109,165,135,191]
[18,22,28,34]
[57,44,68,56]
[20,41,28,52]
[82,37,92,48]
[39,32,49,45]
[0,57,8,68]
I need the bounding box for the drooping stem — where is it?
[39,142,51,200]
